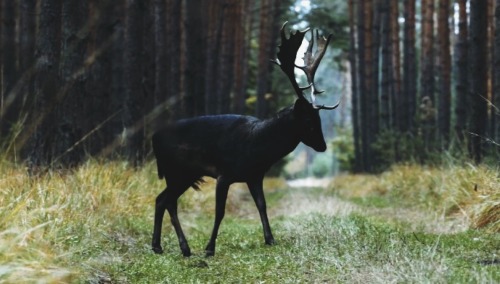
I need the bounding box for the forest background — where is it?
[0,0,498,172]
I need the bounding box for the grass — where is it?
[0,159,498,283]
[330,163,500,232]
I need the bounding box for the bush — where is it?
[331,127,355,172]
[310,151,333,177]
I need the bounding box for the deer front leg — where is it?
[247,179,275,245]
[205,177,230,257]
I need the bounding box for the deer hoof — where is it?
[265,239,276,246]
[152,246,164,254]
[182,249,192,257]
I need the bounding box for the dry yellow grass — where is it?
[330,163,500,232]
[0,159,287,282]
[0,160,158,282]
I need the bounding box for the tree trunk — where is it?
[256,0,273,118]
[166,0,182,119]
[55,0,88,165]
[488,0,495,142]
[123,0,145,162]
[233,0,252,114]
[403,0,417,134]
[420,0,435,102]
[349,0,362,172]
[420,0,436,150]
[142,0,156,132]
[358,0,368,171]
[1,0,19,136]
[390,0,401,131]
[455,0,468,142]
[204,0,225,115]
[494,0,500,143]
[216,0,238,114]
[365,0,377,171]
[437,0,451,147]
[357,0,376,171]
[468,0,488,163]
[97,0,126,157]
[28,0,62,168]
[15,0,36,154]
[372,0,381,129]
[154,0,167,131]
[184,0,206,117]
[380,0,391,130]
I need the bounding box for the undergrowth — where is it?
[0,159,498,283]
[331,163,500,232]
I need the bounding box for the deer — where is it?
[151,22,339,257]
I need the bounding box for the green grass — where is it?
[0,160,498,283]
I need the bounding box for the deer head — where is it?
[272,22,339,152]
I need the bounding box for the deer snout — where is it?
[313,141,327,152]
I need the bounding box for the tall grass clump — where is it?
[0,158,287,282]
[0,160,162,282]
[331,163,499,232]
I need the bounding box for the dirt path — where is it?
[270,183,469,234]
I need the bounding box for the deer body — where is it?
[151,22,338,257]
[153,102,325,182]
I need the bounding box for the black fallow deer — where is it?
[152,22,339,257]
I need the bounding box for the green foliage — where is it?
[370,129,454,171]
[331,127,355,171]
[310,152,332,177]
[293,0,349,51]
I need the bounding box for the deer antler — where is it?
[271,22,311,99]
[272,22,340,110]
[299,30,339,110]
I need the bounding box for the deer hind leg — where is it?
[152,183,191,256]
[205,176,231,257]
[247,179,275,245]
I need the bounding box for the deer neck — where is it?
[254,107,300,161]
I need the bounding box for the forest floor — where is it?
[0,161,498,283]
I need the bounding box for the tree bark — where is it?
[166,0,182,119]
[216,0,237,114]
[380,0,391,130]
[55,0,88,165]
[233,0,252,114]
[349,0,362,172]
[437,0,451,147]
[184,0,206,117]
[123,0,145,162]
[455,0,468,142]
[204,0,224,115]
[390,0,401,131]
[468,0,488,163]
[1,0,19,136]
[15,0,36,154]
[403,0,417,134]
[420,0,436,150]
[154,0,167,131]
[256,0,273,118]
[29,0,62,168]
[494,0,500,143]
[365,0,377,171]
